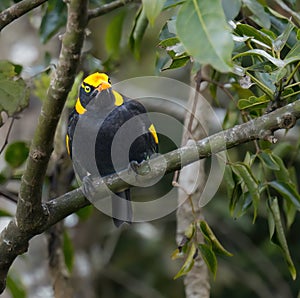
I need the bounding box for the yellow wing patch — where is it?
[149,124,158,144]
[75,98,87,114]
[83,72,109,88]
[112,90,124,106]
[66,134,70,155]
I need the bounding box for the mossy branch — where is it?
[1,97,300,292]
[0,0,88,293]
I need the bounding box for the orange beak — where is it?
[96,81,111,91]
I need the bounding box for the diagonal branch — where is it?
[0,99,300,292]
[42,98,300,230]
[0,0,47,31]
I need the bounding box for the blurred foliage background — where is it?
[1,0,300,297]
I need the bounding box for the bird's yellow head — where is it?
[76,72,112,114]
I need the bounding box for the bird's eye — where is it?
[84,85,91,93]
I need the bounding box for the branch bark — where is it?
[0,0,47,31]
[0,97,299,293]
[88,0,140,20]
[0,0,88,293]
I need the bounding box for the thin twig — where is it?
[0,188,18,204]
[88,0,140,20]
[0,117,15,155]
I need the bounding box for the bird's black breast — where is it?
[95,100,158,177]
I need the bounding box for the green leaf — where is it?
[271,153,292,184]
[39,0,67,43]
[243,0,271,29]
[237,94,270,111]
[75,204,93,221]
[198,243,217,278]
[63,230,74,272]
[273,21,294,53]
[105,11,126,59]
[129,7,149,59]
[142,0,166,26]
[222,0,241,20]
[163,0,185,9]
[199,220,233,257]
[66,72,83,108]
[268,181,300,210]
[0,209,13,217]
[161,55,190,71]
[0,61,30,125]
[232,163,260,221]
[257,150,280,171]
[284,40,300,61]
[33,72,51,101]
[5,141,29,168]
[6,274,26,298]
[176,0,234,73]
[224,165,236,201]
[283,199,297,230]
[158,37,180,48]
[233,49,285,67]
[235,24,273,48]
[173,242,197,279]
[267,197,296,280]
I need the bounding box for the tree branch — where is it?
[88,0,140,20]
[39,98,300,229]
[0,0,88,293]
[0,99,300,292]
[0,0,47,31]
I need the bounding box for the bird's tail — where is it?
[112,189,132,227]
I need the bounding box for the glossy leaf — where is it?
[271,154,292,184]
[222,0,241,20]
[267,197,296,280]
[258,151,280,171]
[129,7,149,59]
[176,0,234,72]
[198,244,217,278]
[173,242,197,279]
[142,0,166,26]
[199,220,233,257]
[232,163,260,221]
[224,165,236,201]
[273,21,294,53]
[233,49,285,67]
[284,40,300,61]
[0,61,30,125]
[39,0,67,43]
[268,181,300,210]
[243,0,271,28]
[235,24,273,47]
[5,141,29,168]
